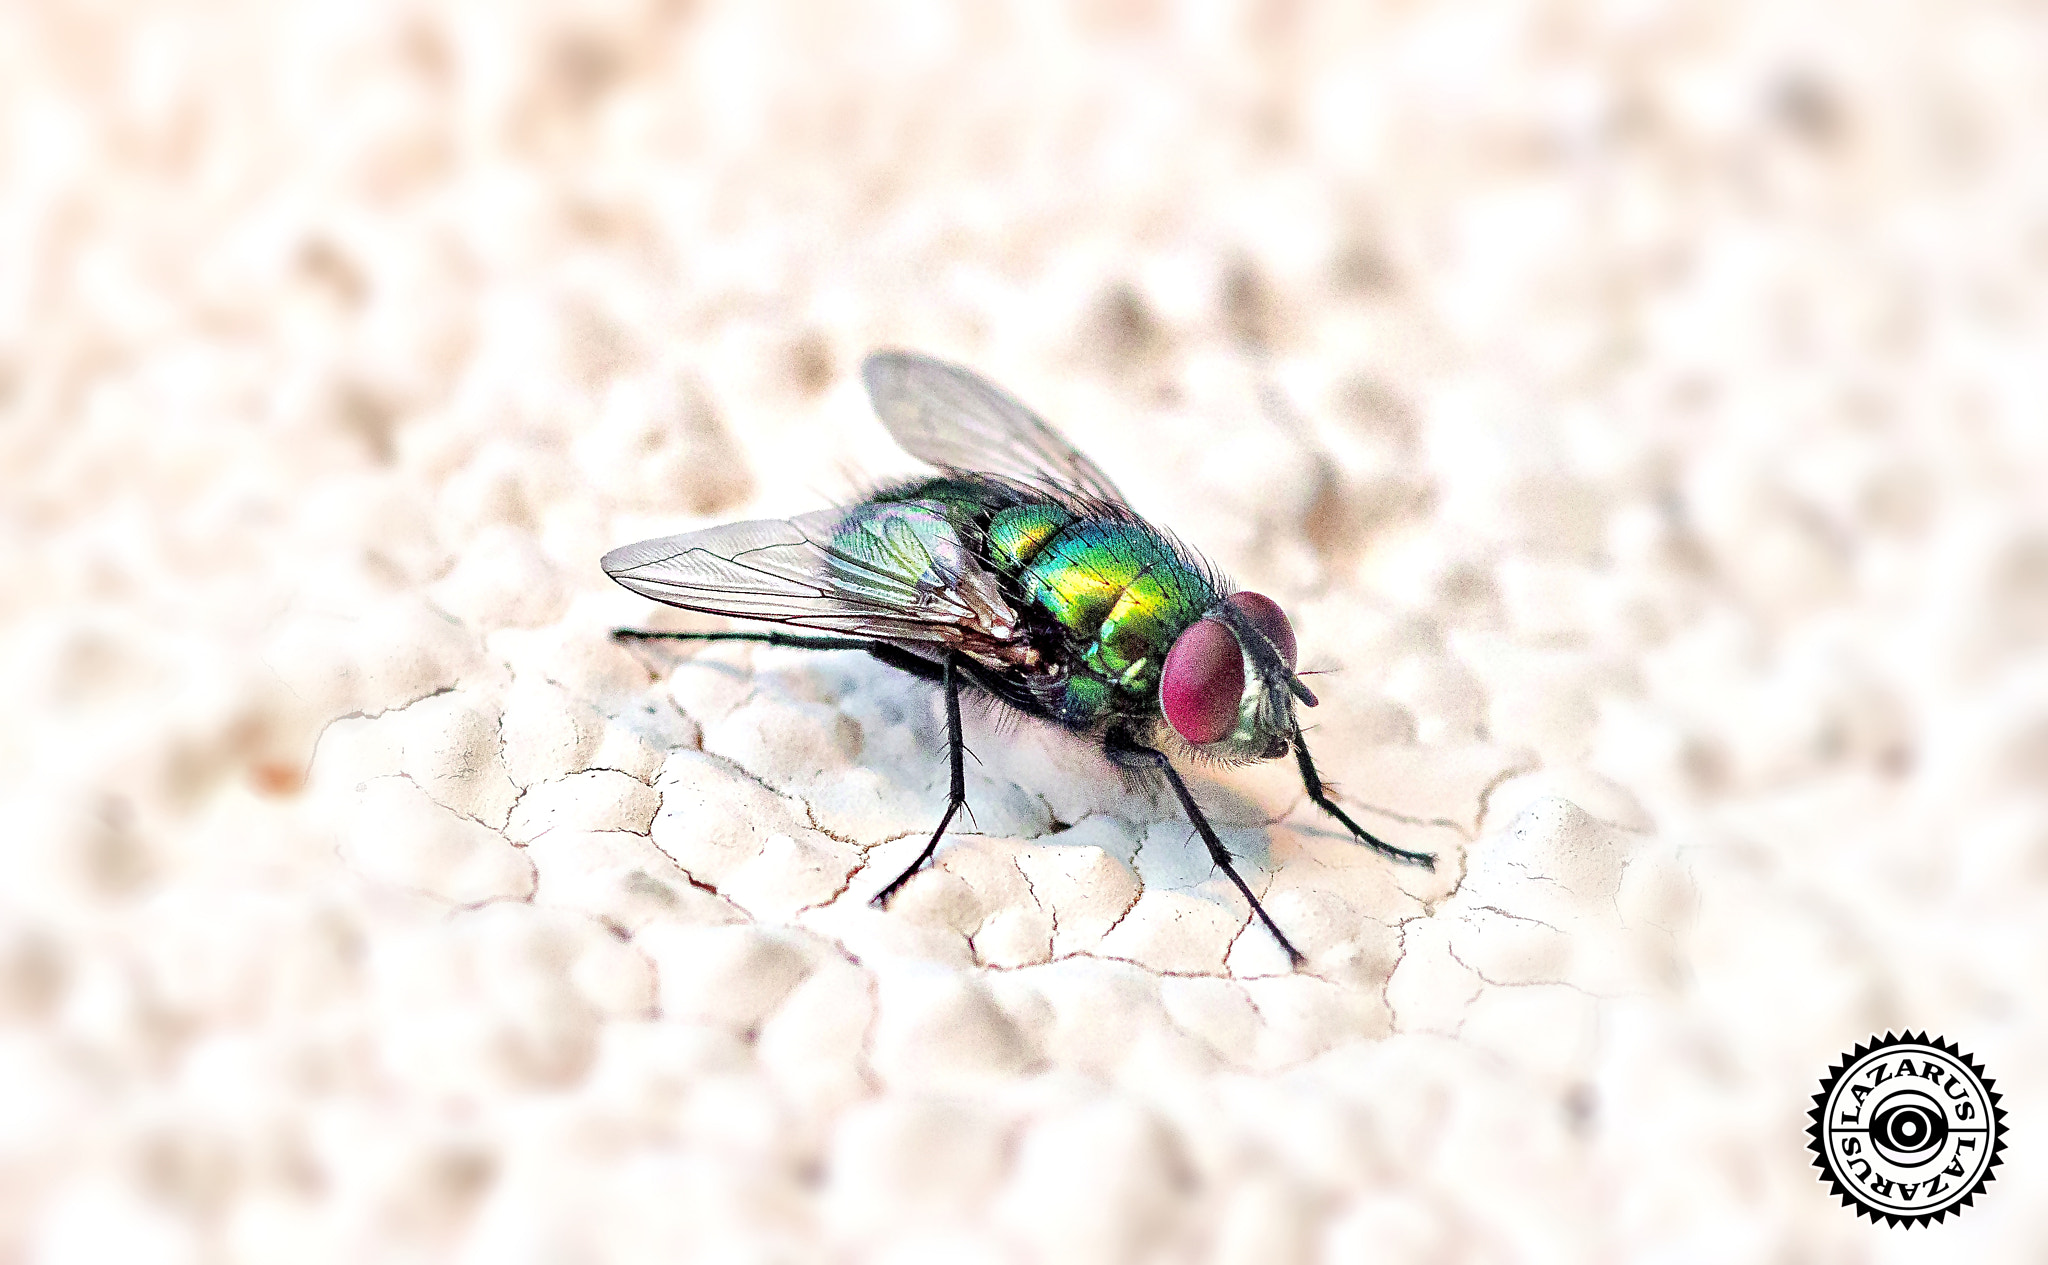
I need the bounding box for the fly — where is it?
[603,350,1435,967]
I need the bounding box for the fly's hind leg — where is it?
[1105,730,1306,969]
[611,628,946,683]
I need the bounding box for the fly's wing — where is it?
[603,502,1019,648]
[862,350,1128,505]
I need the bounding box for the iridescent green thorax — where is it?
[986,504,1073,570]
[1020,520,1216,718]
[871,475,1222,730]
[1023,520,1212,668]
[880,477,1000,526]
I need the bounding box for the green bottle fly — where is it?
[604,350,1436,967]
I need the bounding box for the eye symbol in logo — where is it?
[1868,1092,1949,1165]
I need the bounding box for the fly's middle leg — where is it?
[614,628,966,900]
[871,651,968,906]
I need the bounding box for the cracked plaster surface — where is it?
[6,2,2047,1261]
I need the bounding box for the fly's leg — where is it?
[1292,724,1435,869]
[1105,732,1305,969]
[871,651,967,906]
[611,628,945,683]
[614,630,874,648]
[615,629,966,899]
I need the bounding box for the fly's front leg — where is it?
[1105,731,1305,969]
[871,651,967,907]
[1293,724,1435,869]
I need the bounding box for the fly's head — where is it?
[1157,591,1314,763]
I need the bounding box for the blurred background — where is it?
[4,0,2046,1260]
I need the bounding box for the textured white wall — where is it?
[3,0,2043,1259]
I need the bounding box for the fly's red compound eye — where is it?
[1161,618,1245,746]
[1225,591,1297,669]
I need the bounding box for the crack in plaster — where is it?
[1007,858,1056,965]
[1471,754,1542,834]
[1500,860,1569,890]
[796,828,917,916]
[375,768,513,838]
[499,779,533,841]
[1443,936,1595,1000]
[1469,903,1566,935]
[1382,915,1419,1022]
